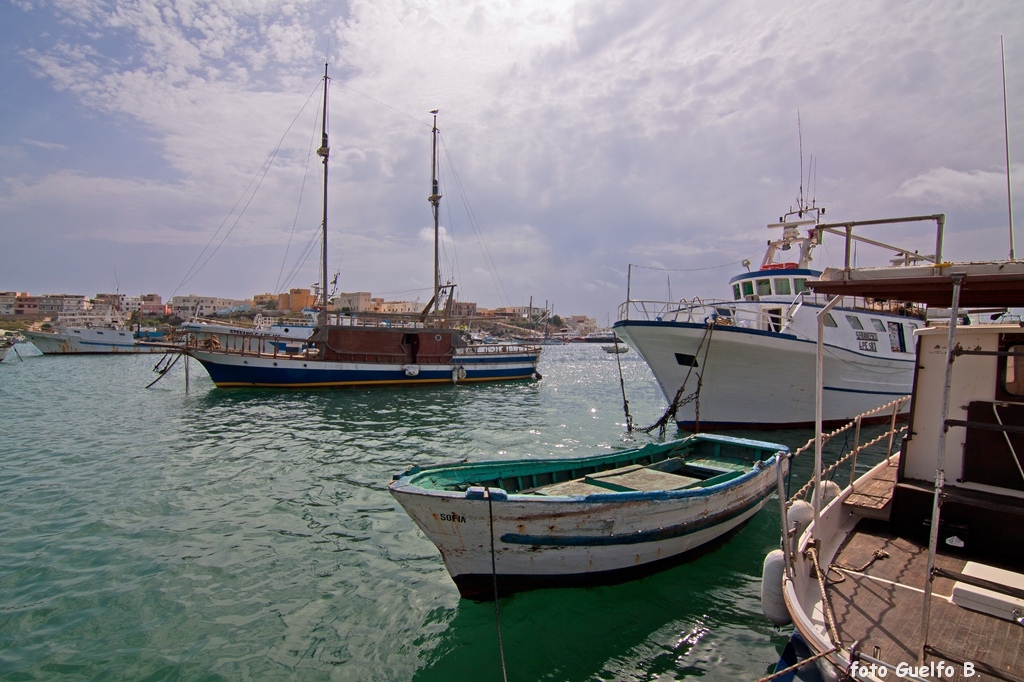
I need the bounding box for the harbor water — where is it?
[0,343,895,681]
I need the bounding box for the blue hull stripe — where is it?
[614,317,917,365]
[195,359,538,388]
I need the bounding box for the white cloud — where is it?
[895,166,1015,207]
[2,0,1022,318]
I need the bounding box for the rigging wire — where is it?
[438,132,512,309]
[171,81,324,299]
[275,92,327,295]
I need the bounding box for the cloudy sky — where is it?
[1,0,1021,323]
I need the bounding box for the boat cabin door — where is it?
[403,333,420,364]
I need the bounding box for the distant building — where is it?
[450,300,477,318]
[566,315,598,335]
[122,294,165,317]
[277,288,316,313]
[0,292,38,316]
[379,300,418,314]
[334,292,374,312]
[35,294,88,317]
[92,293,131,312]
[494,306,532,319]
[252,293,277,309]
[170,294,249,319]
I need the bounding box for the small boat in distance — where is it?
[175,311,316,355]
[390,433,788,599]
[614,208,945,430]
[602,344,628,354]
[183,67,541,388]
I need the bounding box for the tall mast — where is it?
[316,63,331,325]
[1001,36,1016,260]
[428,109,442,318]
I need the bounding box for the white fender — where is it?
[760,549,792,625]
[813,480,842,509]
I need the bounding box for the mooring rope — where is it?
[612,338,634,432]
[486,487,509,682]
[146,352,183,388]
[633,320,716,437]
[808,546,842,647]
[754,646,839,682]
[826,549,890,584]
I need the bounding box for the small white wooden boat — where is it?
[390,433,788,599]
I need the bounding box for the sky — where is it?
[1,0,1022,324]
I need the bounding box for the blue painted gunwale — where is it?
[391,433,787,508]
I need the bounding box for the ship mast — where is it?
[428,109,442,319]
[316,63,330,326]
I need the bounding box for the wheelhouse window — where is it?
[1004,345,1024,396]
[742,281,754,298]
[845,315,864,330]
[823,313,838,328]
[888,321,906,352]
[733,284,742,300]
[774,279,792,296]
[794,278,808,293]
[756,279,772,296]
[870,319,886,332]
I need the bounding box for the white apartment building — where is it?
[169,295,249,319]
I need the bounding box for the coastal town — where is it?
[0,288,606,340]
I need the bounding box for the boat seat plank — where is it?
[531,480,614,496]
[584,467,700,492]
[530,462,701,495]
[683,457,748,475]
[844,459,899,511]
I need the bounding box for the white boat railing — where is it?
[618,292,924,327]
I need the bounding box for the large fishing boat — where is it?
[23,307,166,355]
[613,210,944,430]
[183,67,541,388]
[760,261,1024,682]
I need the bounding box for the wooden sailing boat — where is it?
[183,66,542,388]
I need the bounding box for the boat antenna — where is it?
[1001,36,1016,260]
[797,110,805,215]
[316,63,330,326]
[429,109,442,320]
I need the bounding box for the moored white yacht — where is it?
[613,210,944,430]
[761,261,1024,682]
[22,307,166,355]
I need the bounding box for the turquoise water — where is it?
[0,344,890,681]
